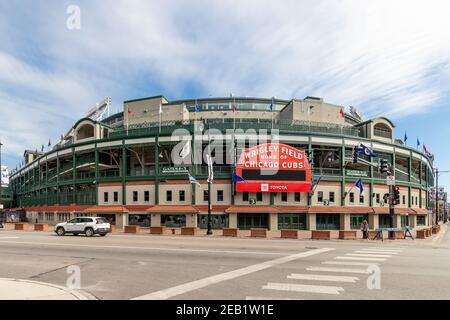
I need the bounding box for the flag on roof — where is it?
[355,178,364,196]
[339,107,345,118]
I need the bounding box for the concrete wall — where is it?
[126,184,155,205]
[98,185,122,205]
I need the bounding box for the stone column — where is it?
[229,213,237,228]
[409,215,417,228]
[340,214,351,230]
[269,213,278,231]
[369,214,379,230]
[186,213,198,228]
[115,213,128,228]
[150,214,161,227]
[307,213,316,230]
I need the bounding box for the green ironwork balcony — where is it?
[127,166,156,177]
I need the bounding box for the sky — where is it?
[0,0,449,187]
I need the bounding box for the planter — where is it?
[339,230,357,240]
[432,226,439,234]
[311,230,331,240]
[251,228,268,238]
[281,230,300,239]
[426,228,432,237]
[34,223,49,232]
[181,227,198,236]
[124,225,140,234]
[150,226,166,235]
[14,223,31,231]
[388,230,404,240]
[110,225,117,233]
[223,228,239,237]
[416,230,427,239]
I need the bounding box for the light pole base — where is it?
[206,230,213,235]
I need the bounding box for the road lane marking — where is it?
[306,267,370,274]
[367,247,405,250]
[0,240,297,256]
[130,248,334,300]
[287,273,359,283]
[355,250,399,254]
[335,256,386,261]
[345,253,392,258]
[262,282,344,295]
[359,248,402,253]
[0,237,20,240]
[323,261,380,266]
[246,296,301,300]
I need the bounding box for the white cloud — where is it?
[0,0,450,167]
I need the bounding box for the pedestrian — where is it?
[361,219,369,240]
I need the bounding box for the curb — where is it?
[0,278,97,300]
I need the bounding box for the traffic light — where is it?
[394,186,400,205]
[307,150,313,165]
[380,159,388,174]
[352,146,359,163]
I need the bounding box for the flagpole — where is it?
[126,105,129,136]
[271,96,274,130]
[159,103,162,134]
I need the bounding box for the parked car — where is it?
[55,217,111,237]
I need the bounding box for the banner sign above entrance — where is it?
[236,143,312,192]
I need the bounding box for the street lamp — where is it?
[0,141,3,215]
[199,119,213,235]
[434,169,450,226]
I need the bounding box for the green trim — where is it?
[121,141,126,205]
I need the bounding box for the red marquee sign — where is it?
[235,143,312,193]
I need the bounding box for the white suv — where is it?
[55,217,111,237]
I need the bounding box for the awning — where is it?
[225,205,278,214]
[372,207,416,214]
[146,205,199,214]
[413,208,428,215]
[276,206,309,213]
[84,206,129,213]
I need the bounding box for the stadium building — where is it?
[8,95,434,233]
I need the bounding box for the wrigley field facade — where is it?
[8,95,435,233]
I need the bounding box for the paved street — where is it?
[1,226,450,300]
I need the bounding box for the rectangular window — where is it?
[359,195,364,204]
[349,192,354,204]
[379,214,391,228]
[166,190,172,202]
[295,192,301,202]
[243,192,249,202]
[256,192,263,202]
[376,194,380,204]
[329,192,335,203]
[415,197,418,206]
[113,192,118,203]
[316,214,340,230]
[402,195,406,205]
[144,191,150,202]
[133,191,138,202]
[179,190,185,202]
[203,190,209,202]
[350,214,369,230]
[318,191,323,203]
[104,192,108,203]
[217,190,224,202]
[281,192,288,202]
[417,215,426,226]
[278,214,306,230]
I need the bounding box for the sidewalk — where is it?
[0,278,96,300]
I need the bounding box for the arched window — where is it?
[373,123,392,139]
[76,124,95,140]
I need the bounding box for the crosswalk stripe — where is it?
[335,256,386,261]
[360,248,403,252]
[345,253,392,258]
[287,273,359,283]
[323,261,380,266]
[356,250,399,254]
[306,267,370,274]
[263,282,344,295]
[246,296,301,300]
[367,247,404,250]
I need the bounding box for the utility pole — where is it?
[435,168,439,226]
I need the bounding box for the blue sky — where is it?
[0,0,449,187]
